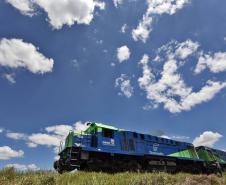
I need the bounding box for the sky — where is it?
[0,0,226,171]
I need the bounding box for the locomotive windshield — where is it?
[102,128,114,138]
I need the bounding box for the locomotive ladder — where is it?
[69,147,80,168]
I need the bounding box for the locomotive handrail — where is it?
[58,141,64,153]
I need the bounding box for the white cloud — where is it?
[156,39,199,60]
[113,0,123,8]
[195,52,226,74]
[110,62,116,67]
[6,0,105,29]
[152,130,189,141]
[193,131,223,147]
[0,146,24,160]
[45,124,73,137]
[0,128,4,133]
[178,80,226,111]
[115,74,134,98]
[3,73,16,84]
[160,135,171,139]
[96,39,103,45]
[160,135,189,141]
[5,121,88,152]
[0,38,54,74]
[171,135,190,140]
[6,0,34,16]
[54,155,60,160]
[132,12,153,43]
[94,1,105,10]
[175,40,199,59]
[74,121,89,132]
[138,41,226,113]
[117,45,131,63]
[121,24,128,33]
[132,0,191,42]
[6,163,40,171]
[71,59,80,70]
[142,103,159,110]
[27,142,38,148]
[28,133,61,147]
[138,54,153,88]
[6,132,27,140]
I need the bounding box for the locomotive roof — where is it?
[84,122,193,146]
[196,146,226,153]
[86,122,122,131]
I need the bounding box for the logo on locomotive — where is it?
[153,143,159,152]
[102,139,115,146]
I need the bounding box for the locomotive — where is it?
[54,122,226,174]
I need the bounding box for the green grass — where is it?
[0,168,225,185]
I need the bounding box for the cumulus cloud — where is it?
[171,135,190,140]
[6,163,40,171]
[193,131,223,147]
[139,57,226,113]
[3,73,16,84]
[6,121,88,154]
[132,0,191,42]
[156,39,199,60]
[138,40,226,113]
[121,24,128,33]
[6,128,65,149]
[0,38,54,74]
[0,146,24,160]
[27,142,38,148]
[74,121,89,132]
[117,45,131,63]
[6,0,34,16]
[160,135,171,139]
[28,133,61,147]
[6,132,27,140]
[113,0,123,8]
[195,52,226,74]
[158,134,189,141]
[0,128,4,133]
[151,130,189,141]
[175,40,199,59]
[6,0,105,29]
[132,11,153,43]
[115,74,134,98]
[45,124,73,137]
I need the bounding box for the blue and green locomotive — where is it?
[54,122,226,174]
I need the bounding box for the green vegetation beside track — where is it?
[0,167,225,185]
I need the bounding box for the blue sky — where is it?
[0,0,226,170]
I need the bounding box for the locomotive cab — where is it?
[54,123,119,173]
[86,122,117,149]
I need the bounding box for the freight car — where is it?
[54,122,225,174]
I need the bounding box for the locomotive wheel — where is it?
[54,161,63,174]
[127,160,142,172]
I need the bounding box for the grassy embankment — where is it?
[0,168,225,185]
